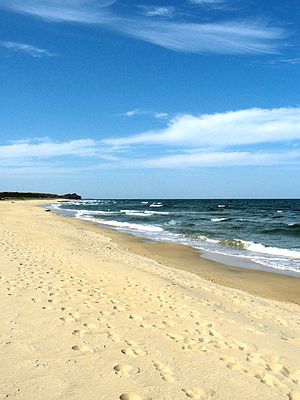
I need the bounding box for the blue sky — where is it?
[0,0,300,198]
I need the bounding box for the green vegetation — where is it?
[0,192,81,200]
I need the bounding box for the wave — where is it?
[199,236,300,259]
[245,242,300,259]
[150,203,163,208]
[145,210,170,215]
[120,209,170,216]
[217,238,300,258]
[74,213,164,233]
[120,210,151,217]
[75,210,119,216]
[167,220,177,226]
[95,219,164,233]
[197,235,219,244]
[211,217,228,222]
[50,204,62,210]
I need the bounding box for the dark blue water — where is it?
[52,199,300,275]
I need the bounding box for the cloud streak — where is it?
[119,109,169,119]
[104,107,300,148]
[139,6,175,18]
[120,20,284,55]
[0,41,56,57]
[137,150,300,169]
[0,138,99,159]
[189,0,225,6]
[0,0,286,55]
[0,0,116,23]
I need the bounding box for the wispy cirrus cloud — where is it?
[139,6,175,18]
[266,57,300,65]
[116,20,284,55]
[189,0,225,4]
[120,109,169,119]
[0,0,286,55]
[0,41,56,57]
[0,0,117,23]
[120,109,141,118]
[0,138,99,159]
[134,150,300,169]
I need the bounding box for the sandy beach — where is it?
[1,200,300,400]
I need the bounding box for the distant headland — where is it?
[0,192,81,200]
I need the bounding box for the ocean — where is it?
[51,199,300,276]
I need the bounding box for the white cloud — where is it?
[267,58,300,65]
[104,107,300,148]
[116,20,284,55]
[2,107,300,172]
[154,112,169,119]
[189,0,224,4]
[139,6,175,17]
[0,139,99,159]
[119,109,169,119]
[0,1,286,55]
[0,0,116,23]
[138,150,300,168]
[120,109,141,117]
[0,41,56,57]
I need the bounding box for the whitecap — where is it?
[243,241,300,259]
[95,219,164,233]
[144,210,170,215]
[149,203,163,208]
[120,210,151,217]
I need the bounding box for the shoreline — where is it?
[49,202,300,305]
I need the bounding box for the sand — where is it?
[0,200,300,400]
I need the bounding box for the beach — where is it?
[1,200,300,400]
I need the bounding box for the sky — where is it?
[0,0,300,198]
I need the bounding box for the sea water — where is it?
[51,199,300,276]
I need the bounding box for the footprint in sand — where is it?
[107,331,121,343]
[121,348,148,358]
[167,333,184,342]
[72,329,88,337]
[113,363,140,377]
[129,314,144,322]
[182,387,214,399]
[71,343,93,353]
[83,322,97,329]
[220,357,245,372]
[119,393,141,400]
[153,361,175,382]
